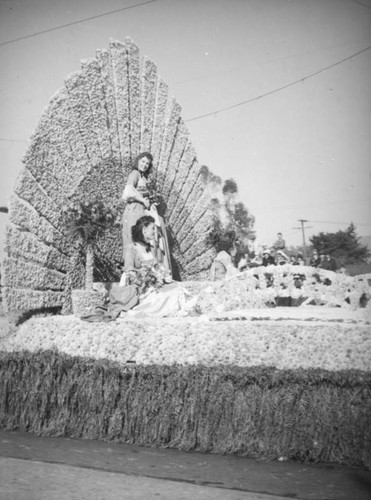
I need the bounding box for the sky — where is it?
[0,0,371,259]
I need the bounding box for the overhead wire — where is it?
[349,0,371,10]
[185,45,371,122]
[0,1,159,142]
[0,0,158,47]
[307,220,371,227]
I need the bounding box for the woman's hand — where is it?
[143,198,150,209]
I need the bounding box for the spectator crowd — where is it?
[210,232,340,281]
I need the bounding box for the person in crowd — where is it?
[272,232,286,252]
[296,252,305,266]
[337,265,348,275]
[272,232,290,263]
[318,252,329,270]
[122,152,171,275]
[210,235,238,281]
[276,250,290,265]
[250,252,263,268]
[326,254,337,272]
[262,249,275,266]
[310,249,320,267]
[290,254,298,265]
[237,252,250,272]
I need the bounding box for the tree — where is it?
[222,178,238,197]
[309,223,370,266]
[208,178,255,258]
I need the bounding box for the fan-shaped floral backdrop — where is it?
[2,38,222,317]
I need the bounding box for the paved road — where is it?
[0,457,292,500]
[0,431,370,499]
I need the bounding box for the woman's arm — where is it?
[122,171,150,208]
[209,262,216,281]
[123,245,140,272]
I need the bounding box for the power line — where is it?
[350,0,371,10]
[185,45,371,122]
[0,0,158,47]
[308,220,371,227]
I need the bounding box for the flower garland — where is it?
[234,264,370,309]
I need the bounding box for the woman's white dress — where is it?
[122,243,191,318]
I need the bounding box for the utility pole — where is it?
[298,219,308,263]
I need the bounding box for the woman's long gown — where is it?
[122,243,191,318]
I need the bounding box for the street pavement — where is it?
[0,430,370,499]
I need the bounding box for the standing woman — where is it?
[122,152,153,250]
[122,152,172,275]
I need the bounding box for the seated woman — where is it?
[209,236,238,281]
[122,216,193,318]
[82,216,195,321]
[122,214,159,277]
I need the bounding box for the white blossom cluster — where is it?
[1,313,370,372]
[240,265,371,309]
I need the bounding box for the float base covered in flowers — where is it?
[0,303,370,470]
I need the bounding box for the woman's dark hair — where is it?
[214,229,236,254]
[216,239,234,254]
[131,215,155,251]
[133,152,153,178]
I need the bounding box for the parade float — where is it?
[0,38,370,470]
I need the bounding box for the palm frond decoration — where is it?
[62,197,121,289]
